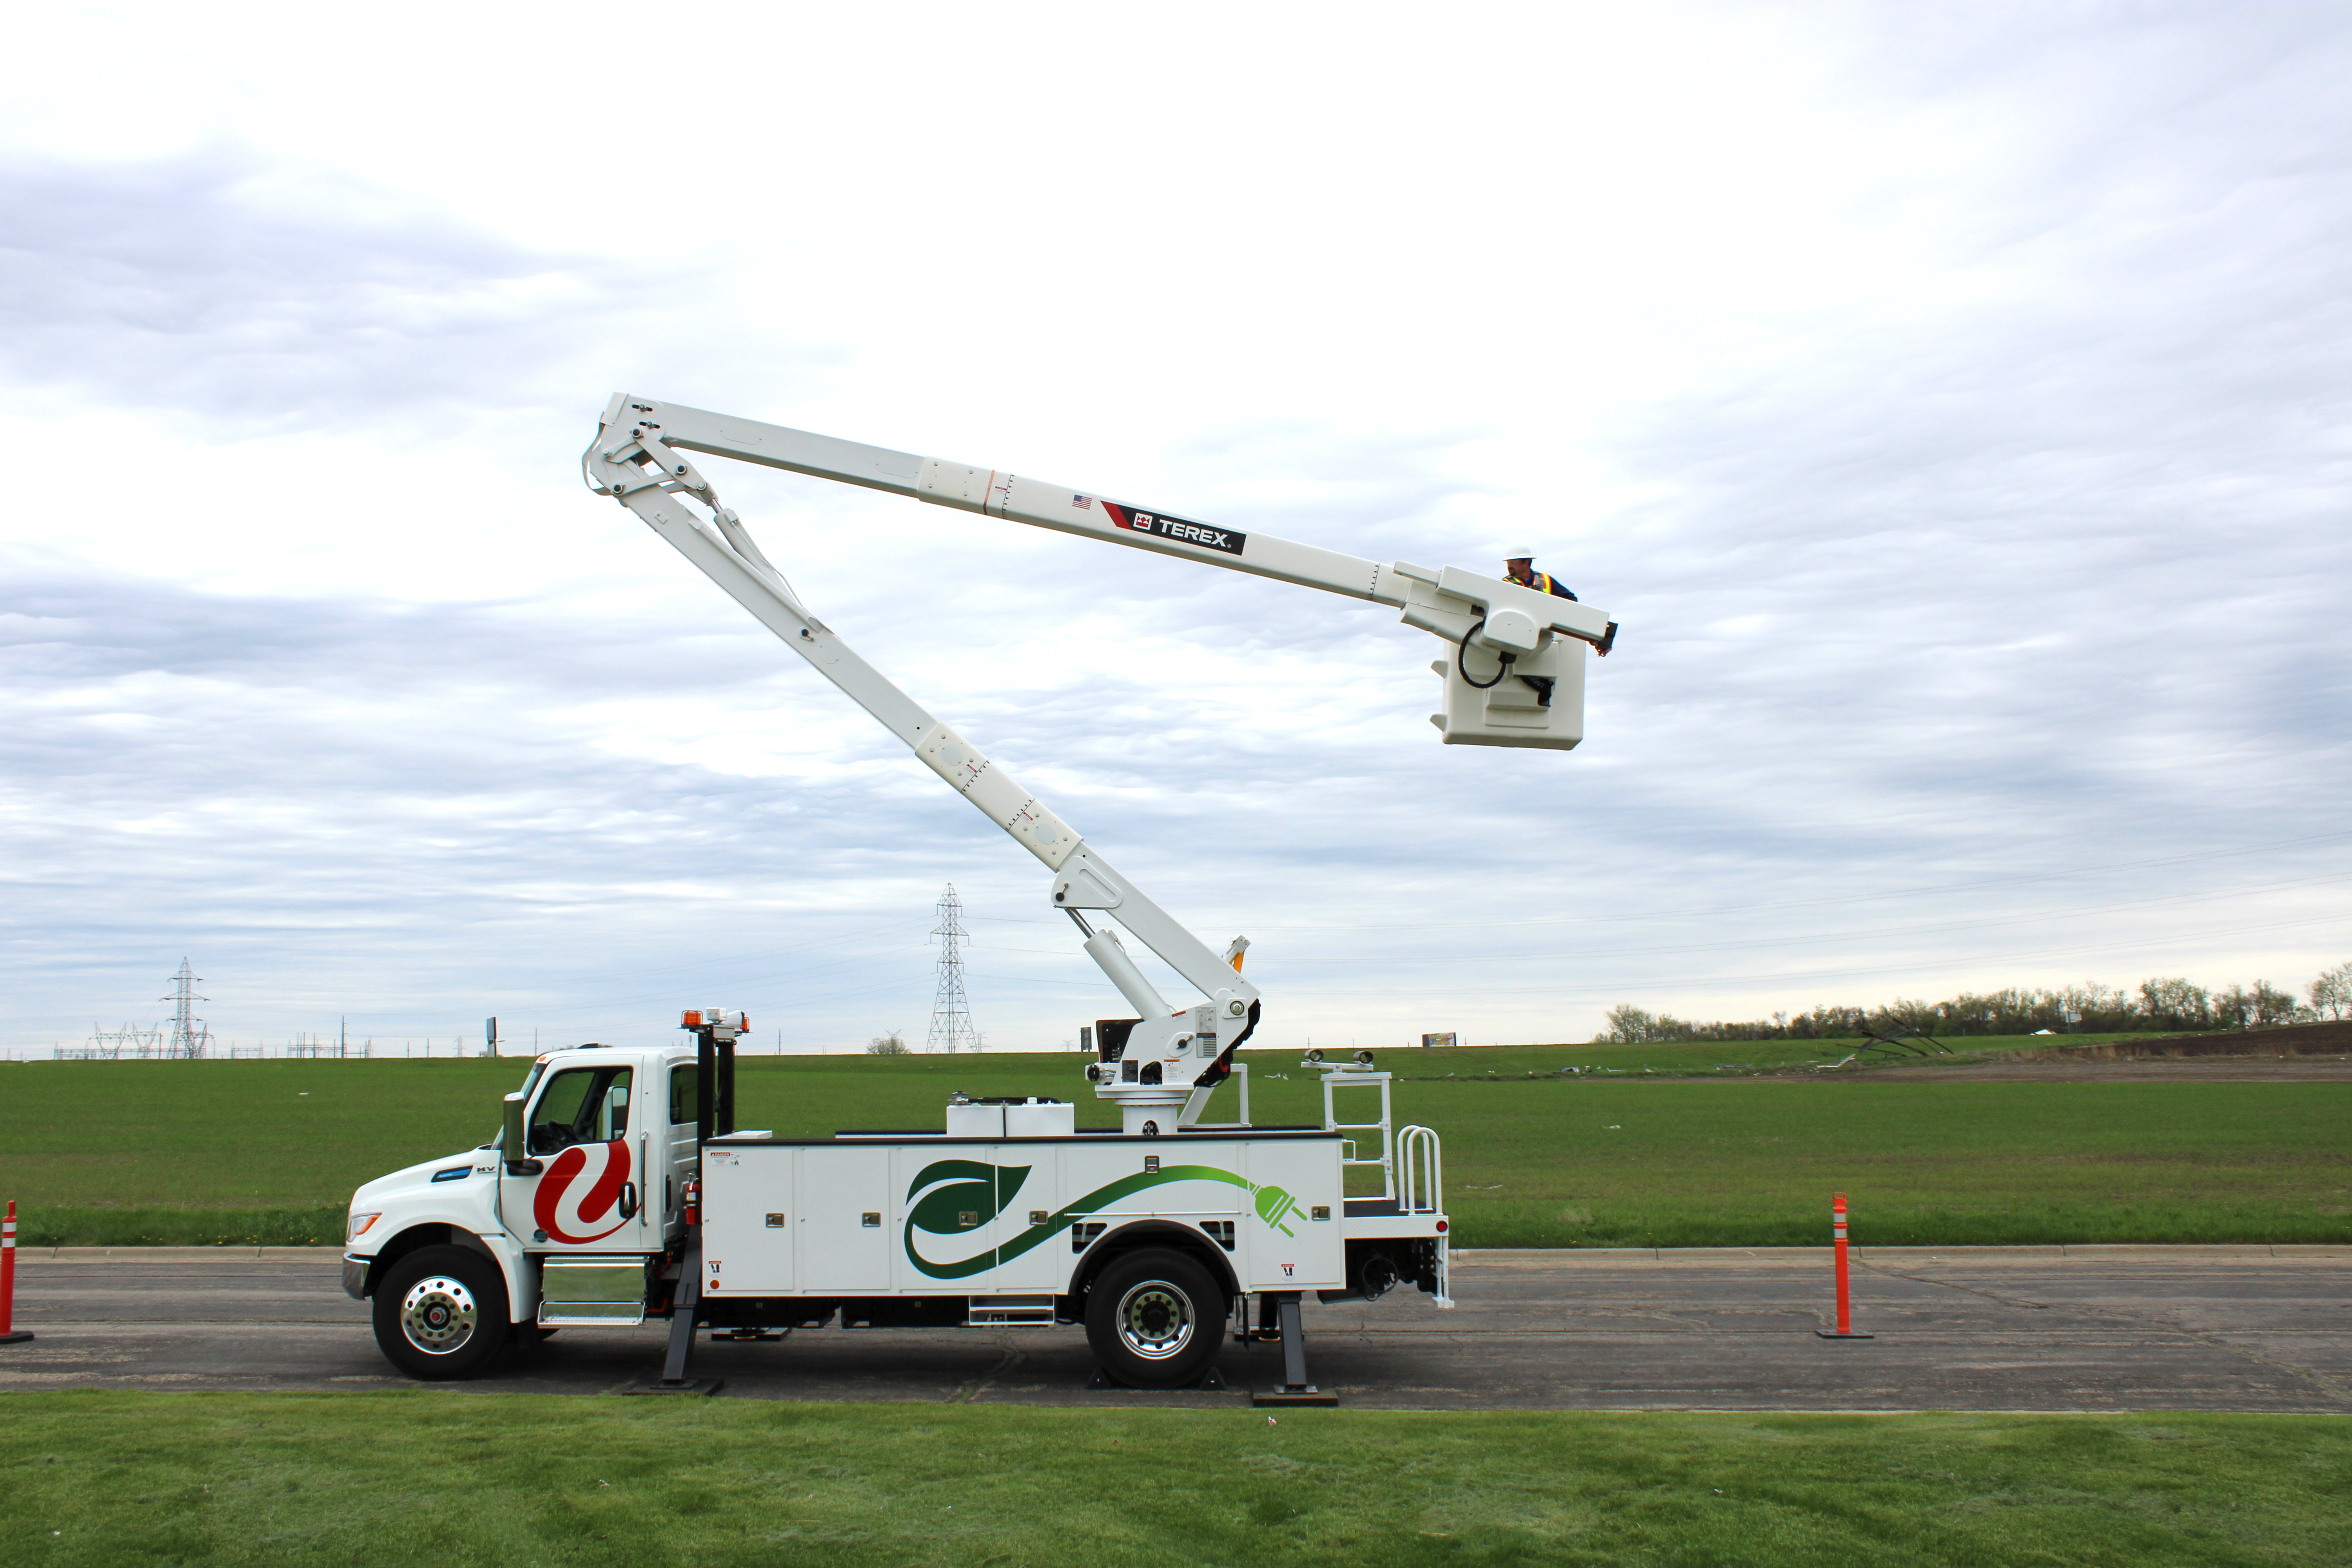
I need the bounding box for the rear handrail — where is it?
[1397,1123,1443,1214]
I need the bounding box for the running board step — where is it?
[539,1258,650,1327]
[967,1294,1057,1327]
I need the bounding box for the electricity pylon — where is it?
[926,884,979,1053]
[162,958,212,1059]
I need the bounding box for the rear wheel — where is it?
[1085,1247,1225,1388]
[372,1245,511,1381]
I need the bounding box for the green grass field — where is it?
[3,1045,2346,1249]
[0,1393,2345,1567]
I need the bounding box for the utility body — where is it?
[342,397,1615,1396]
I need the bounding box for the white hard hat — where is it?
[1503,548,1536,560]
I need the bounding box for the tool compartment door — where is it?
[699,1145,794,1294]
[798,1144,896,1292]
[986,1145,1060,1290]
[1239,1138,1345,1289]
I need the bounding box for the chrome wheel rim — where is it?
[399,1274,479,1355]
[1115,1279,1194,1361]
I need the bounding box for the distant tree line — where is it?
[1597,961,2352,1044]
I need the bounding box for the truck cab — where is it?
[342,1040,699,1379]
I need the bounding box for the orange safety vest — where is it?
[1510,570,1577,601]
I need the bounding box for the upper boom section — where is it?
[605,394,1410,608]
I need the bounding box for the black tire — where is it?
[372,1244,512,1381]
[1084,1247,1226,1389]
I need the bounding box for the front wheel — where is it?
[1085,1247,1225,1388]
[373,1245,512,1381]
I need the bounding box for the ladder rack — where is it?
[1319,1067,1396,1203]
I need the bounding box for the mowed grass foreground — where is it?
[2,1048,2346,1248]
[1,1393,2345,1568]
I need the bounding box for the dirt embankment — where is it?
[1862,1056,2351,1082]
[1862,1020,2352,1082]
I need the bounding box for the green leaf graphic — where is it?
[901,1163,1250,1279]
[906,1160,1031,1235]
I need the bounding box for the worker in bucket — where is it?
[1504,550,1614,657]
[1503,550,1579,601]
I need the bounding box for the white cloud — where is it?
[3,3,2348,1056]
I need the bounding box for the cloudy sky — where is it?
[5,2,2347,1057]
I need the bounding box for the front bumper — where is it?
[342,1253,371,1301]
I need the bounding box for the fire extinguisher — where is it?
[682,1174,701,1227]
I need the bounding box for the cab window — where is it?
[670,1064,700,1126]
[528,1065,632,1153]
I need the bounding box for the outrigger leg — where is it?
[1252,1292,1338,1407]
[626,1236,723,1396]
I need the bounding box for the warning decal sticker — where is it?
[1100,502,1246,557]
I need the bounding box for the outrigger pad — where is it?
[619,1377,725,1397]
[1252,1387,1339,1407]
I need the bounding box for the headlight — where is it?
[347,1212,380,1243]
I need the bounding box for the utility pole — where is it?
[926,884,979,1053]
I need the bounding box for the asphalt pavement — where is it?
[4,1245,2346,1412]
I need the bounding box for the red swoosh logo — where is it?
[534,1142,631,1244]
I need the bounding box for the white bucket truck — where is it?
[345,1014,1446,1397]
[343,398,1617,1398]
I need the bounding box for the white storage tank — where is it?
[1004,1097,1075,1137]
[944,1094,1074,1138]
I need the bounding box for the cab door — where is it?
[658,1057,702,1241]
[503,1060,652,1253]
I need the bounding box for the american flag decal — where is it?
[1072,494,1093,509]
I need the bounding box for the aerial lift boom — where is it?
[582,395,1616,1130]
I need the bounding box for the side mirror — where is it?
[502,1093,528,1169]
